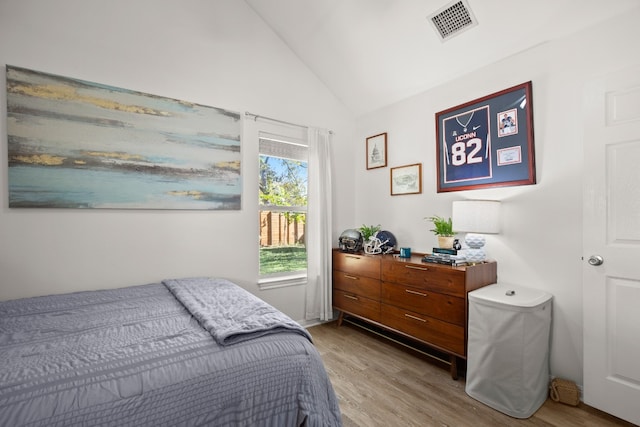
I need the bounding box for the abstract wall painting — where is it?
[6,65,242,210]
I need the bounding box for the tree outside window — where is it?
[259,151,308,277]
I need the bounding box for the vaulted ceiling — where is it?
[246,0,638,117]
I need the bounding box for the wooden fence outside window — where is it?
[259,211,306,247]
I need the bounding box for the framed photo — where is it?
[390,163,422,195]
[435,81,535,192]
[366,132,387,169]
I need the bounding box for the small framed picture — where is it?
[390,163,422,195]
[366,132,387,169]
[497,108,518,137]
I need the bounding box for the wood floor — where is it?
[308,320,634,427]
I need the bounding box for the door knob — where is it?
[588,255,604,266]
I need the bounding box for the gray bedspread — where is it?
[0,278,342,426]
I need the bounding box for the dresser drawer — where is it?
[381,281,465,325]
[334,290,381,322]
[381,259,466,297]
[334,271,380,300]
[333,251,380,280]
[380,304,464,355]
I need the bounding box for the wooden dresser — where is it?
[332,249,497,379]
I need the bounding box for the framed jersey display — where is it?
[435,81,536,192]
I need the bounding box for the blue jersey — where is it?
[442,106,492,183]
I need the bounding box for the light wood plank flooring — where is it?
[308,320,634,427]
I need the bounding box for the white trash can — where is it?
[465,283,552,418]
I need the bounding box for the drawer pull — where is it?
[344,274,359,280]
[404,313,427,322]
[405,289,427,297]
[344,294,359,301]
[405,265,428,271]
[345,255,361,260]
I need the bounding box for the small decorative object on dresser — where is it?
[332,249,497,380]
[359,224,381,242]
[452,200,501,262]
[338,229,364,252]
[425,215,455,248]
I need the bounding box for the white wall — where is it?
[355,7,640,386]
[0,0,357,320]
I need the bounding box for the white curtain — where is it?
[305,127,333,321]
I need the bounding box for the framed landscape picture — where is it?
[390,163,422,195]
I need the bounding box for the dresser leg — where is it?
[336,311,344,327]
[450,356,459,380]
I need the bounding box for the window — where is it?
[259,131,308,286]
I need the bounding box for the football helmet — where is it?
[338,229,363,252]
[374,230,397,254]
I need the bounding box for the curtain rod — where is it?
[245,111,333,134]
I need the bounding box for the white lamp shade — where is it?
[452,200,501,234]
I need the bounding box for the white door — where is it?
[583,66,640,425]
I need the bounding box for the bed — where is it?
[0,277,342,426]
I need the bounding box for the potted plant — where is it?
[425,216,455,249]
[359,224,381,242]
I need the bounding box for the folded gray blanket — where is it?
[163,277,312,345]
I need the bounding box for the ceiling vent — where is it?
[428,0,478,41]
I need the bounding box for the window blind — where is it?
[259,131,308,162]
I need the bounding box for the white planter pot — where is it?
[438,235,454,249]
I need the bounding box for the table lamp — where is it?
[452,200,501,263]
